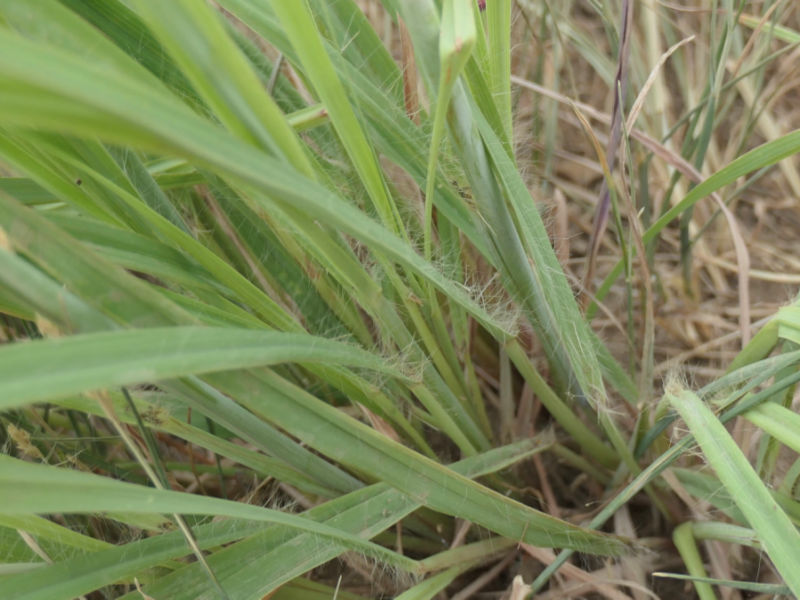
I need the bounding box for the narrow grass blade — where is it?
[485,0,512,144]
[0,29,511,338]
[207,369,632,556]
[744,402,800,455]
[0,247,114,333]
[397,0,612,405]
[0,193,196,328]
[268,0,405,235]
[423,0,475,260]
[738,13,800,44]
[127,0,313,175]
[653,572,791,596]
[0,177,57,205]
[670,387,800,596]
[1,201,366,492]
[54,393,336,498]
[0,455,418,572]
[672,523,715,600]
[0,326,408,411]
[119,441,551,600]
[1,441,539,600]
[270,578,366,600]
[394,567,462,600]
[0,515,110,553]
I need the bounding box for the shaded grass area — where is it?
[1,0,800,598]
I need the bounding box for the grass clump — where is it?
[1,0,800,598]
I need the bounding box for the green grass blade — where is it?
[485,0,512,144]
[206,369,631,556]
[423,0,475,260]
[46,214,226,295]
[0,515,111,553]
[269,579,367,600]
[0,455,418,572]
[123,441,554,600]
[653,572,791,596]
[670,387,800,596]
[54,393,336,497]
[394,567,462,600]
[738,13,800,45]
[672,523,716,600]
[0,519,264,600]
[1,200,369,492]
[0,177,58,205]
[0,30,510,339]
[3,441,537,600]
[0,326,408,411]
[0,194,196,328]
[308,0,402,101]
[127,0,314,175]
[744,402,800,455]
[0,247,114,333]
[269,0,405,236]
